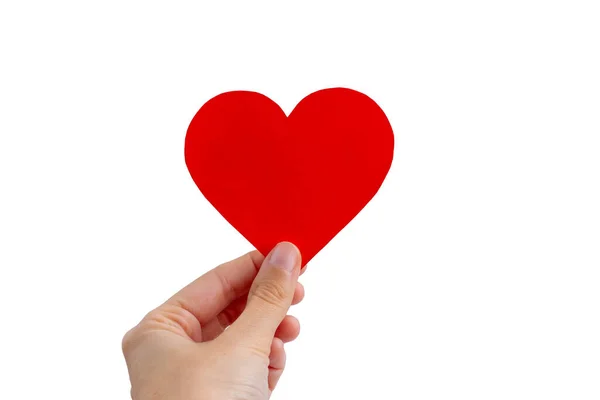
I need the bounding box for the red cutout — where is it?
[185,88,394,266]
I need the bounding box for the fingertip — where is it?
[292,282,305,305]
[300,263,308,276]
[269,337,286,369]
[271,336,284,352]
[275,315,300,343]
[266,242,301,273]
[268,337,287,391]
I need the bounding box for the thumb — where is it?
[226,241,301,353]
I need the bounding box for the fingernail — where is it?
[268,242,299,272]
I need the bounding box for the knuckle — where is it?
[154,303,200,339]
[251,278,288,307]
[121,327,138,356]
[121,321,163,358]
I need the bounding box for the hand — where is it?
[122,242,304,400]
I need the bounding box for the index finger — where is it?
[165,250,264,325]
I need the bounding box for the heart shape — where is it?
[185,88,394,266]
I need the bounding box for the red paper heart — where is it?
[185,88,394,266]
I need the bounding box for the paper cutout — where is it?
[185,88,394,266]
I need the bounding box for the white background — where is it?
[1,1,599,399]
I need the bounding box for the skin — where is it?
[122,242,305,400]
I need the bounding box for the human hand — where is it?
[122,242,304,400]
